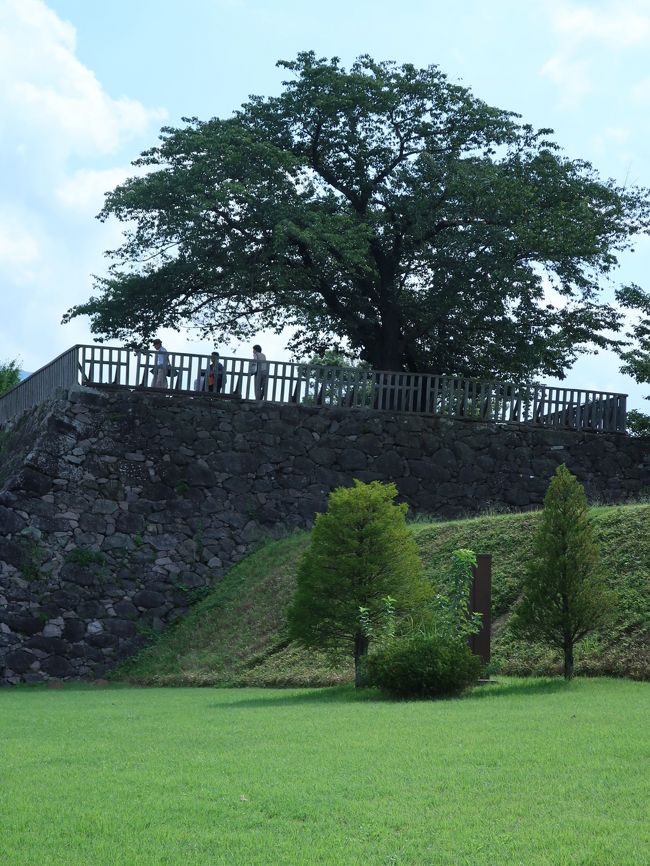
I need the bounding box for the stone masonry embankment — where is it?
[1,387,648,683]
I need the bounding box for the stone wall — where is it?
[1,386,648,684]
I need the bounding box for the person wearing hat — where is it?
[152,338,169,388]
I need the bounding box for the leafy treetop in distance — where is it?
[64,52,650,378]
[0,359,21,396]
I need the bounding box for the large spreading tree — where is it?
[64,52,650,377]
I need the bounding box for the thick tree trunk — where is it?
[354,632,370,688]
[563,637,574,680]
[361,306,413,372]
[364,340,408,372]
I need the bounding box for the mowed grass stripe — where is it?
[1,678,649,866]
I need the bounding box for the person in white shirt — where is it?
[251,344,268,400]
[152,338,169,388]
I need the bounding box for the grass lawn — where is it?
[1,678,648,866]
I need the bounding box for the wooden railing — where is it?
[0,344,628,433]
[0,346,79,424]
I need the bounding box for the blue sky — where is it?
[2,0,649,408]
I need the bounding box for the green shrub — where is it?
[363,634,482,699]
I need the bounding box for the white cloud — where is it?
[55,168,135,210]
[589,127,635,170]
[0,0,76,49]
[0,214,40,269]
[546,0,650,49]
[540,1,650,107]
[0,0,165,176]
[11,81,162,158]
[632,74,650,104]
[600,127,630,144]
[539,53,592,106]
[0,0,166,372]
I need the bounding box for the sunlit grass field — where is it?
[2,678,648,866]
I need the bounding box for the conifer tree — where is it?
[513,464,614,679]
[287,480,431,686]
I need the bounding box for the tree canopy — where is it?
[64,52,650,377]
[617,284,650,433]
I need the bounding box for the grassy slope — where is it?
[413,504,650,679]
[119,504,650,686]
[118,532,353,687]
[2,680,649,866]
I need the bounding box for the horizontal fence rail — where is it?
[0,344,628,433]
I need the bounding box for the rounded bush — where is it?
[364,634,482,698]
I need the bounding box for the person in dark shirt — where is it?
[207,352,224,393]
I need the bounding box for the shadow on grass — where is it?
[461,676,568,701]
[209,676,569,709]
[209,684,386,709]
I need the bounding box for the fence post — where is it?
[617,395,627,433]
[468,554,492,666]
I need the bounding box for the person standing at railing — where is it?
[152,338,169,388]
[251,344,268,400]
[193,367,206,391]
[194,352,225,393]
[208,352,224,393]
